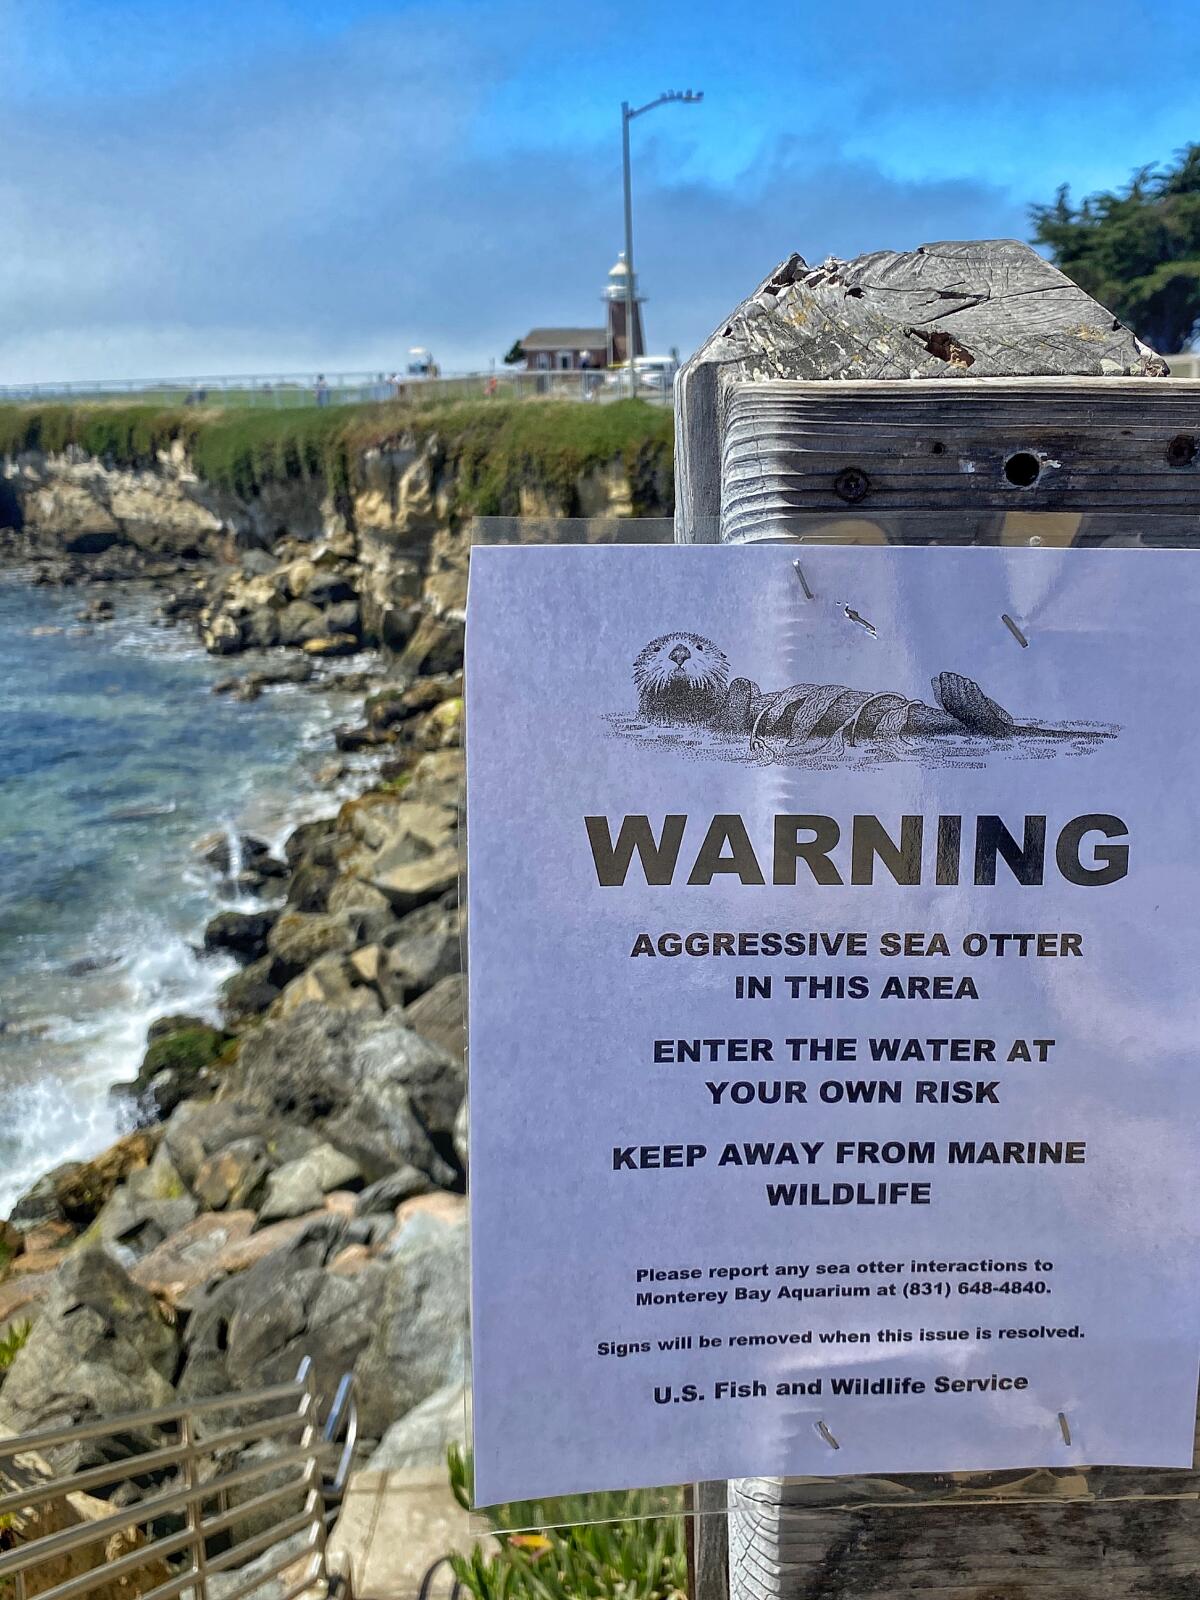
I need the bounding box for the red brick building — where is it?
[520,329,607,372]
[520,253,646,372]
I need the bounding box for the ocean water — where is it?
[0,576,371,1215]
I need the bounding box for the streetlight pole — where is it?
[620,89,703,397]
[621,104,635,394]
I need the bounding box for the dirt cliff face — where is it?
[2,440,229,559]
[0,422,669,650]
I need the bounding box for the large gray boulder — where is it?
[0,1250,177,1461]
[210,1525,314,1594]
[7,1167,71,1230]
[272,953,382,1018]
[258,1144,364,1223]
[180,1216,384,1420]
[379,901,461,1008]
[367,1380,470,1471]
[93,1186,198,1261]
[353,1210,468,1438]
[162,1099,320,1192]
[354,1166,433,1216]
[220,956,282,1025]
[337,794,459,915]
[405,972,465,1060]
[231,1006,464,1184]
[302,568,356,607]
[266,910,369,983]
[204,908,277,962]
[323,600,360,637]
[284,860,337,914]
[276,599,325,646]
[283,817,338,869]
[92,1143,198,1258]
[193,1136,272,1211]
[403,749,465,809]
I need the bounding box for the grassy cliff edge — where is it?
[0,398,675,518]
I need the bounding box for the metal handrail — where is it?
[321,1374,358,1502]
[0,1357,353,1600]
[0,1421,315,1576]
[0,1410,310,1518]
[0,1376,311,1459]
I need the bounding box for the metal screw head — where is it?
[1166,434,1197,468]
[833,467,870,503]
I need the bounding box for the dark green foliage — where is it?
[447,1447,687,1600]
[0,398,674,518]
[503,340,526,366]
[189,405,356,503]
[418,398,674,516]
[0,405,198,465]
[1032,145,1200,352]
[140,1024,230,1082]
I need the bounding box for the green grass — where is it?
[0,398,675,518]
[140,1024,231,1082]
[410,398,674,516]
[189,405,355,503]
[447,1447,687,1600]
[0,1322,31,1375]
[0,404,199,466]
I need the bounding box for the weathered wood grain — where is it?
[692,1480,731,1600]
[676,239,1170,543]
[728,1477,1200,1600]
[720,379,1200,542]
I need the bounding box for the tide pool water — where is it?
[0,576,368,1214]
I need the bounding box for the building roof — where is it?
[521,327,606,350]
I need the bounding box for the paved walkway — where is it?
[328,1468,494,1599]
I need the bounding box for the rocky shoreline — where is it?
[0,405,672,1561]
[0,540,474,1511]
[0,400,676,1600]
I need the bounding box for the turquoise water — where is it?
[0,577,367,1213]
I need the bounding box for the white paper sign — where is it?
[466,544,1200,1505]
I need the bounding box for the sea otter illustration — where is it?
[633,632,733,725]
[630,631,1100,759]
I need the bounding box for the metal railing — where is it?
[0,1358,356,1600]
[0,370,673,409]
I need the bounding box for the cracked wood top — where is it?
[675,239,1184,544]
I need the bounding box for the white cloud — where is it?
[0,7,1026,382]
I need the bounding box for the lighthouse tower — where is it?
[604,252,645,368]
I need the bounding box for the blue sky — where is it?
[4,0,1200,381]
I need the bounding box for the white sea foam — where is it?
[0,912,237,1214]
[0,584,380,1219]
[0,752,378,1217]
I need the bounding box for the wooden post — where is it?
[675,237,1169,546]
[674,236,1200,1600]
[692,1481,729,1600]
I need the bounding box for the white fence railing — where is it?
[0,369,673,408]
